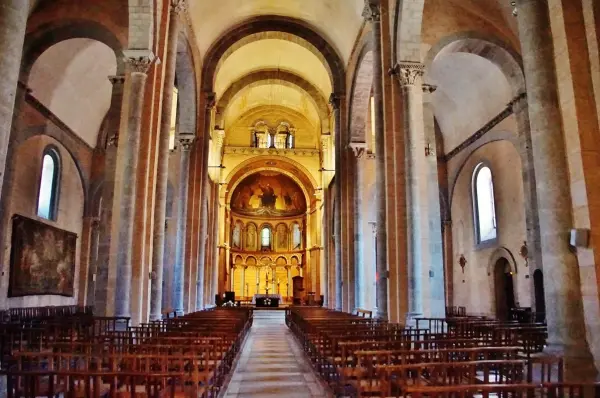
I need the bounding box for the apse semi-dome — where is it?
[230,171,306,216]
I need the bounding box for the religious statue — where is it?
[232,223,241,248]
[246,224,257,251]
[277,224,288,250]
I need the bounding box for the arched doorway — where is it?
[533,269,546,323]
[494,257,516,320]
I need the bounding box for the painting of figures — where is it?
[230,171,306,216]
[8,215,77,297]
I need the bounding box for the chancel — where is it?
[0,0,599,396]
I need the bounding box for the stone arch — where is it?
[246,256,257,266]
[276,256,287,266]
[448,133,520,208]
[348,42,374,143]
[424,32,525,96]
[87,178,104,218]
[216,69,329,130]
[202,16,345,93]
[394,0,426,63]
[20,20,125,83]
[17,126,89,215]
[176,33,198,137]
[487,247,519,307]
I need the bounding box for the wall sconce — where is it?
[425,142,434,157]
[458,254,467,274]
[519,241,528,266]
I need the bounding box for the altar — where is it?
[252,294,282,307]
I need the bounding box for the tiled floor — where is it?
[222,310,331,397]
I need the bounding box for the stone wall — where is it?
[0,135,85,307]
[450,140,530,316]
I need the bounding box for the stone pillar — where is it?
[195,93,215,310]
[394,62,427,319]
[172,135,194,315]
[94,75,125,315]
[515,0,597,380]
[149,0,185,321]
[422,83,445,317]
[442,220,453,308]
[85,219,101,306]
[364,0,388,320]
[330,94,343,311]
[112,50,155,318]
[0,1,28,204]
[351,143,367,310]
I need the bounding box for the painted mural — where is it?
[231,172,306,216]
[8,215,77,297]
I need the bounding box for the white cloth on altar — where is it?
[251,294,283,304]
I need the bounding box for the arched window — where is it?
[261,226,271,250]
[473,163,497,243]
[37,147,61,220]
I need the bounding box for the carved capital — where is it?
[123,50,155,74]
[170,0,186,14]
[349,142,368,159]
[107,133,119,148]
[205,92,216,110]
[422,83,437,94]
[362,0,381,22]
[108,75,125,86]
[329,93,341,110]
[508,92,527,114]
[178,134,195,150]
[392,62,425,87]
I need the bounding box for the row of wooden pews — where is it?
[0,305,252,397]
[286,307,599,397]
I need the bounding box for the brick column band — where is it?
[395,62,426,319]
[195,93,215,310]
[0,1,28,205]
[364,0,388,320]
[330,94,343,311]
[515,0,597,381]
[172,135,194,315]
[150,0,185,321]
[113,51,154,318]
[94,75,125,315]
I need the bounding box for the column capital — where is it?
[170,0,187,14]
[508,92,527,113]
[205,91,216,110]
[329,93,343,110]
[362,0,381,22]
[391,61,425,87]
[349,142,368,158]
[123,49,156,74]
[108,75,126,86]
[178,133,195,150]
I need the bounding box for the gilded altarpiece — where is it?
[228,172,307,300]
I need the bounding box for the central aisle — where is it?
[222,310,331,397]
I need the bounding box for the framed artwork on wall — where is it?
[8,215,77,297]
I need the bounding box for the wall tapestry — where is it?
[8,215,77,297]
[231,171,307,216]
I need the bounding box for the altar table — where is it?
[252,294,282,307]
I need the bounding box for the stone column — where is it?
[112,50,155,318]
[149,0,185,321]
[195,93,215,310]
[351,143,367,310]
[364,0,388,320]
[85,219,101,306]
[422,83,445,317]
[0,1,28,203]
[241,266,246,296]
[330,94,343,311]
[171,135,194,315]
[94,75,125,315]
[515,0,597,380]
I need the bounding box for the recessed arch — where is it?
[202,16,345,94]
[21,20,125,83]
[424,32,525,96]
[216,69,329,130]
[348,42,374,143]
